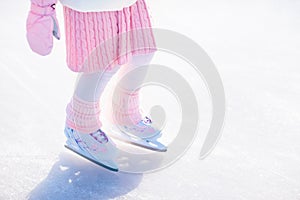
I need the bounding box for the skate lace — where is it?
[71,129,108,152]
[90,129,109,144]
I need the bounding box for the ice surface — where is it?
[1,0,300,199]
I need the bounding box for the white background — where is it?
[0,0,300,199]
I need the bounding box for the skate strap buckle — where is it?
[142,116,152,125]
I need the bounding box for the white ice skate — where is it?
[109,116,167,152]
[64,126,119,172]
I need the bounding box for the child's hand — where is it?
[26,1,60,56]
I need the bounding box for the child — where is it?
[26,0,166,171]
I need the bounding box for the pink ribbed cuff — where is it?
[112,87,142,125]
[65,94,102,134]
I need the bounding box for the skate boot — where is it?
[64,126,119,172]
[110,116,167,152]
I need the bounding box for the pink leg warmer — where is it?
[65,94,102,134]
[111,53,154,125]
[112,87,142,126]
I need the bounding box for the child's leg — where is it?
[64,66,123,171]
[65,65,121,134]
[112,53,154,125]
[75,66,121,102]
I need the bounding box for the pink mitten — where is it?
[26,0,60,56]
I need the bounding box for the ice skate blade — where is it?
[64,144,119,172]
[128,138,168,152]
[109,127,167,152]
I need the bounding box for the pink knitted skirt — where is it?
[63,0,157,73]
